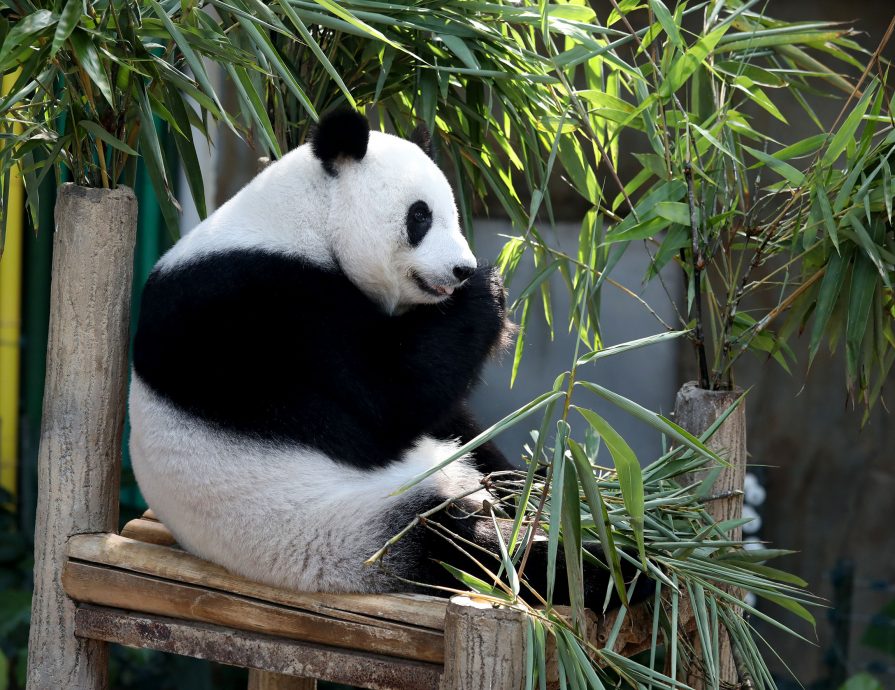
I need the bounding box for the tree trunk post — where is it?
[441,596,527,690]
[27,185,138,690]
[673,381,747,689]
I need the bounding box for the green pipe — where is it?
[18,166,55,539]
[120,121,178,518]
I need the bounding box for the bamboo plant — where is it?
[0,0,321,238]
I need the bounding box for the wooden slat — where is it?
[69,533,666,682]
[120,518,177,546]
[63,561,444,664]
[74,606,441,690]
[68,534,448,631]
[247,670,315,689]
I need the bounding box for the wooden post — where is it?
[247,670,316,690]
[441,595,526,690]
[673,381,747,689]
[27,185,138,690]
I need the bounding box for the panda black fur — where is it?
[130,110,640,607]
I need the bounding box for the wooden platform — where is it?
[64,514,450,688]
[63,511,656,689]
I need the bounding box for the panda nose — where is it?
[453,265,476,282]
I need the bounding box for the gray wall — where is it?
[468,220,683,466]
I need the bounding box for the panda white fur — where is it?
[130,109,636,606]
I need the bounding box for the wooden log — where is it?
[67,533,448,631]
[27,185,137,690]
[247,670,315,689]
[74,606,442,690]
[441,596,526,690]
[120,518,177,546]
[63,560,445,664]
[673,381,747,689]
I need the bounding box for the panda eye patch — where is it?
[406,200,433,247]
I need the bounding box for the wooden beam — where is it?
[674,382,747,689]
[247,670,315,690]
[63,560,444,664]
[27,185,138,690]
[74,606,441,690]
[120,518,177,546]
[67,533,448,631]
[441,596,526,690]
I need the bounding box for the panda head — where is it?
[311,109,477,312]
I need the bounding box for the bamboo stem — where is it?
[684,161,711,389]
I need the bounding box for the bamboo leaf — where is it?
[742,144,805,186]
[51,0,81,58]
[77,120,138,156]
[809,249,850,363]
[568,439,628,608]
[577,381,723,463]
[846,255,877,390]
[822,82,877,166]
[649,0,683,48]
[69,29,114,106]
[577,329,689,366]
[659,25,729,98]
[491,511,519,597]
[575,407,645,568]
[546,421,568,605]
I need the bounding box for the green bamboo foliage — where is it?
[0,0,314,236]
[214,0,892,408]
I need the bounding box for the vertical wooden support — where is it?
[673,381,746,689]
[247,670,316,689]
[27,185,138,690]
[441,595,526,690]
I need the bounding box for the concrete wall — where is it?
[468,220,682,465]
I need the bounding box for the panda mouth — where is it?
[410,271,454,297]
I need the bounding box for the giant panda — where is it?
[130,109,638,608]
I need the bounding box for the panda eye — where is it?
[406,200,433,247]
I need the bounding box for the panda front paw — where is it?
[461,264,505,307]
[456,264,511,355]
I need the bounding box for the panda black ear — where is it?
[311,109,370,175]
[410,123,434,160]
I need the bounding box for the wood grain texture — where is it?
[62,559,445,664]
[247,670,315,690]
[120,518,177,546]
[27,185,138,690]
[441,596,526,690]
[74,606,442,690]
[67,533,448,631]
[673,382,747,689]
